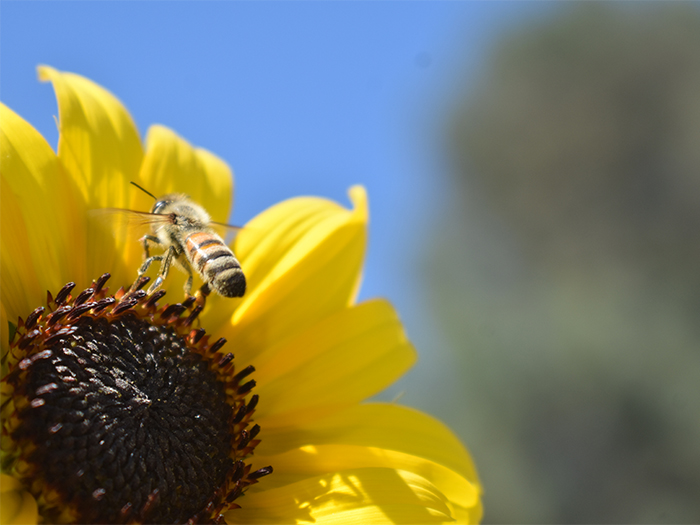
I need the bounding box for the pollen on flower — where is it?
[1,274,272,524]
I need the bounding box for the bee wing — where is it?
[209,220,243,246]
[88,208,174,241]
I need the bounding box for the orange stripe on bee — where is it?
[185,232,226,269]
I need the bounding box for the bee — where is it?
[130,182,246,299]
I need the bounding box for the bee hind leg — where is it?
[194,282,211,308]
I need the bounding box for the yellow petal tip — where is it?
[348,185,369,223]
[36,64,56,82]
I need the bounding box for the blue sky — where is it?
[2,0,556,433]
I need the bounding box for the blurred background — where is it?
[3,2,700,522]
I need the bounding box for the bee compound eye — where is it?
[152,200,169,214]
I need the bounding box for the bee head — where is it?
[130,183,188,216]
[151,194,189,215]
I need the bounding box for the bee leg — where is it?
[194,283,211,308]
[140,234,161,259]
[183,265,194,299]
[146,245,176,295]
[130,254,163,292]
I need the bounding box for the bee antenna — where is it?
[130,181,158,201]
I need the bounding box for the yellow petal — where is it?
[0,103,87,321]
[38,65,143,284]
[209,186,368,357]
[38,66,143,208]
[139,125,233,223]
[37,66,143,209]
[250,444,481,524]
[252,299,416,428]
[260,403,480,492]
[227,467,454,524]
[0,475,38,525]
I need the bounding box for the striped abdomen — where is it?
[184,231,246,297]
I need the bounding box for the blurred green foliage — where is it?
[435,4,700,523]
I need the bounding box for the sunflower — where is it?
[0,66,482,524]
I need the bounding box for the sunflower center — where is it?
[3,275,272,524]
[16,315,232,523]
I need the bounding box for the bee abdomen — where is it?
[211,265,246,298]
[185,232,225,268]
[185,232,246,298]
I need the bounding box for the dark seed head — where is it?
[2,276,270,524]
[12,314,234,523]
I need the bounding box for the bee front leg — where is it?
[140,234,161,259]
[146,245,177,295]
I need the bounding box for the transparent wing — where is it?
[89,207,174,226]
[209,220,243,246]
[87,207,174,244]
